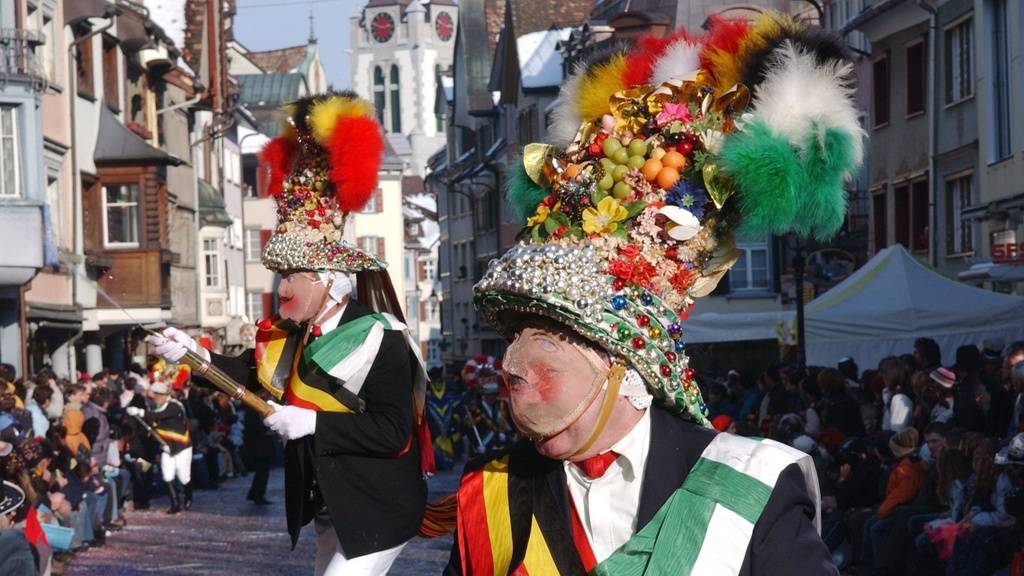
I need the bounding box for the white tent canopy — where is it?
[684,310,786,344]
[803,244,1024,369]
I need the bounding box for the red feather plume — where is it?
[700,14,750,70]
[622,28,694,87]
[326,115,384,212]
[259,137,297,197]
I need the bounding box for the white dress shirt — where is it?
[564,408,651,562]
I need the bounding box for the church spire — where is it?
[308,8,316,43]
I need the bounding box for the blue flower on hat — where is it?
[665,181,708,220]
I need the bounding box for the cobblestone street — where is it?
[65,466,459,575]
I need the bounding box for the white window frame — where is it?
[102,183,140,248]
[246,291,264,321]
[244,229,262,262]
[944,15,974,106]
[357,235,380,259]
[0,105,21,197]
[203,237,221,288]
[730,240,771,292]
[945,171,974,256]
[422,257,436,281]
[361,189,381,213]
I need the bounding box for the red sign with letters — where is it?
[992,243,1024,263]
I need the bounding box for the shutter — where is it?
[374,188,384,213]
[419,301,426,320]
[260,229,272,249]
[417,259,426,281]
[377,237,385,258]
[261,293,273,319]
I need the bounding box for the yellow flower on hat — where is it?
[583,196,629,235]
[527,202,559,228]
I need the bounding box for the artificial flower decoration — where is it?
[477,12,864,426]
[658,205,701,241]
[583,196,629,235]
[526,204,552,228]
[655,102,692,128]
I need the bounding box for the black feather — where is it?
[742,25,854,96]
[288,90,362,134]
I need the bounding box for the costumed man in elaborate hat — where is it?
[126,371,192,514]
[445,13,862,575]
[149,92,430,575]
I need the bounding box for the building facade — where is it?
[845,0,1023,294]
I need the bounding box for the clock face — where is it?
[435,11,454,42]
[371,12,395,43]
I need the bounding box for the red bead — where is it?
[612,278,626,291]
[589,143,603,156]
[678,310,689,321]
[660,364,672,377]
[665,351,677,362]
[632,337,646,350]
[636,314,650,327]
[684,368,695,381]
[679,141,694,156]
[543,195,556,207]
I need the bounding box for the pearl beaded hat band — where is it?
[259,92,387,273]
[475,13,864,425]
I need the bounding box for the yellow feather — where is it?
[309,96,374,143]
[711,12,802,94]
[576,54,627,123]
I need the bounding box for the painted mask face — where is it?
[277,271,328,322]
[502,325,608,443]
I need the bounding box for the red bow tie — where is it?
[574,451,619,479]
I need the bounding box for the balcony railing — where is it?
[0,29,47,91]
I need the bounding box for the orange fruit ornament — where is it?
[642,158,663,181]
[661,150,686,170]
[656,166,680,190]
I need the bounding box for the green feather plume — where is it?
[719,118,802,237]
[505,156,549,224]
[797,124,855,240]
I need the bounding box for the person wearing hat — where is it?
[126,372,192,514]
[148,92,429,575]
[443,12,865,575]
[929,367,956,424]
[858,427,924,568]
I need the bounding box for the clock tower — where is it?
[350,0,458,176]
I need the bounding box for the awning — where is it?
[962,191,1024,222]
[115,12,150,53]
[27,303,83,323]
[65,0,116,26]
[94,107,184,166]
[957,261,1024,282]
[198,179,233,227]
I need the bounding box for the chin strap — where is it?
[303,276,335,344]
[570,363,626,459]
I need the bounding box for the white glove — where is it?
[263,401,317,441]
[148,327,208,363]
[161,444,170,454]
[125,407,144,418]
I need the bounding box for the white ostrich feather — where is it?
[548,62,587,147]
[750,40,865,166]
[650,38,702,86]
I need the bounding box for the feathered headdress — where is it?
[476,12,864,425]
[259,91,387,272]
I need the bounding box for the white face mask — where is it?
[502,326,609,441]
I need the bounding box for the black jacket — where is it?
[200,300,427,558]
[445,406,836,575]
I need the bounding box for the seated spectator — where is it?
[819,367,866,438]
[862,427,925,568]
[26,386,51,439]
[704,382,737,421]
[880,357,914,432]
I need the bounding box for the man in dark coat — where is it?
[149,92,426,576]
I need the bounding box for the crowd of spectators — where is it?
[0,360,275,575]
[703,338,1024,576]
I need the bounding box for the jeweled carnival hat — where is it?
[259,91,386,272]
[475,13,864,425]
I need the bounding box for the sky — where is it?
[233,0,366,90]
